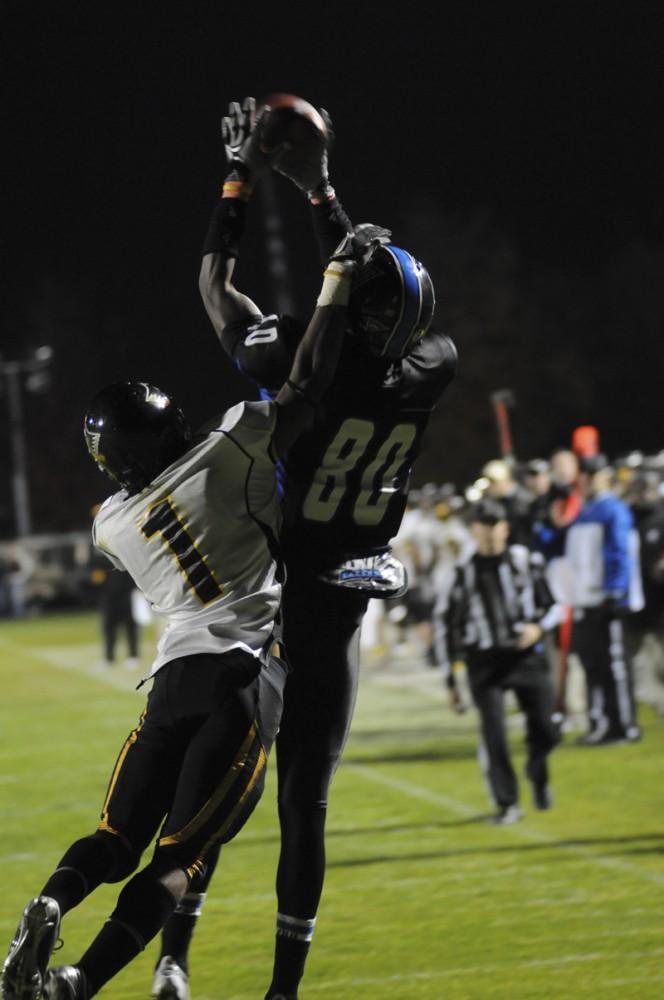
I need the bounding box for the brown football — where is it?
[256,93,327,156]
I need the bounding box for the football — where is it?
[256,93,327,158]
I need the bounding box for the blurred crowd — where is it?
[368,427,664,741]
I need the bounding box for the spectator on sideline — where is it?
[94,566,140,670]
[565,454,643,744]
[481,459,532,546]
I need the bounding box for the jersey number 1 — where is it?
[141,498,223,605]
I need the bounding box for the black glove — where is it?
[221,96,271,179]
[330,223,392,266]
[272,106,333,199]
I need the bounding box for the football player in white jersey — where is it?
[0,210,390,1000]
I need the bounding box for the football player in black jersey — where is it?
[153,97,457,1000]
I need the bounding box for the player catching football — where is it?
[151,96,458,1000]
[0,211,386,1000]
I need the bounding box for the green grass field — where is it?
[1,612,663,999]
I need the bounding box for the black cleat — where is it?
[43,966,86,1000]
[1,897,61,1000]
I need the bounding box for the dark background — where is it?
[1,2,663,535]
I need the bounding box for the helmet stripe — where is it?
[381,246,424,358]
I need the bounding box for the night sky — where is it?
[1,3,663,535]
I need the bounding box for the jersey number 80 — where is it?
[302,418,417,526]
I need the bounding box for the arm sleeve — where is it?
[603,500,633,596]
[92,520,126,572]
[309,195,353,262]
[202,197,249,261]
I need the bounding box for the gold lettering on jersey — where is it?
[141,497,224,605]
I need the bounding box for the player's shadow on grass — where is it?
[343,746,478,765]
[325,816,497,837]
[236,815,504,850]
[325,832,664,870]
[344,728,478,765]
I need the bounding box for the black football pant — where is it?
[274,572,370,918]
[103,650,285,868]
[50,650,285,899]
[572,606,638,738]
[39,650,285,995]
[468,649,560,809]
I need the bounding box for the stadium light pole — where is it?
[0,346,53,538]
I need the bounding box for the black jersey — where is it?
[221,313,457,572]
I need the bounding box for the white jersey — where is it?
[92,401,281,676]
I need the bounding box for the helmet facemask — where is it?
[348,245,435,360]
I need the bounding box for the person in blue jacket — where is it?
[565,454,643,744]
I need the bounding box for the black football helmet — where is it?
[348,244,435,360]
[84,382,191,493]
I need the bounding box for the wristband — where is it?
[316,261,354,308]
[222,178,253,201]
[309,185,336,205]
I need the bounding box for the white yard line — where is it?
[346,763,664,887]
[347,762,478,816]
[0,633,145,692]
[344,763,664,885]
[221,947,664,999]
[350,660,664,889]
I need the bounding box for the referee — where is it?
[434,499,563,824]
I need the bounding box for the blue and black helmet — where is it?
[348,245,435,360]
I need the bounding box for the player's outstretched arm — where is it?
[199,97,271,335]
[271,225,391,458]
[199,252,260,337]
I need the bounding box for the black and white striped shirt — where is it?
[434,544,562,671]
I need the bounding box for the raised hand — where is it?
[330,223,392,266]
[272,106,333,198]
[221,97,271,177]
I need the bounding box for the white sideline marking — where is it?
[223,947,664,999]
[30,645,145,690]
[346,763,664,886]
[0,633,144,692]
[347,762,477,815]
[301,948,664,989]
